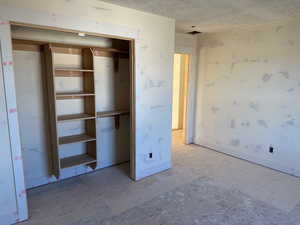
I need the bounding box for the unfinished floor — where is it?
[19,132,300,225]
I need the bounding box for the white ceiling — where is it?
[100,0,300,33]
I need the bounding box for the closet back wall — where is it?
[12,27,130,188]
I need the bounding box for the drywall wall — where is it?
[195,19,300,177]
[100,0,300,33]
[0,22,28,224]
[0,1,174,223]
[0,45,19,225]
[175,33,198,143]
[0,0,174,182]
[12,27,130,188]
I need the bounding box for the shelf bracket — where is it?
[114,53,119,72]
[114,115,120,130]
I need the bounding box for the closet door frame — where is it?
[2,18,137,223]
[0,20,28,223]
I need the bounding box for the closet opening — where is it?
[11,24,135,192]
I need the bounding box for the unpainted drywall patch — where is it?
[211,106,220,114]
[23,147,42,153]
[205,82,215,87]
[230,119,235,129]
[230,139,240,147]
[140,44,149,51]
[158,137,164,144]
[241,121,250,127]
[202,39,224,48]
[288,40,295,46]
[143,79,166,91]
[281,118,296,127]
[280,71,290,79]
[232,100,239,106]
[230,62,236,73]
[276,26,284,32]
[262,73,273,82]
[150,105,166,110]
[254,145,262,153]
[257,120,268,128]
[249,102,260,112]
[93,6,111,11]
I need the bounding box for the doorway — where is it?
[172,53,189,144]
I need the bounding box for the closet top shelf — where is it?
[55,68,94,76]
[12,39,129,54]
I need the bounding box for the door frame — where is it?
[9,21,137,181]
[1,16,137,222]
[0,21,28,223]
[174,48,197,144]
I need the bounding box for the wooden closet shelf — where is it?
[60,154,97,169]
[12,39,129,54]
[56,92,95,99]
[58,113,96,122]
[55,68,94,72]
[59,134,96,145]
[55,68,94,77]
[97,109,130,118]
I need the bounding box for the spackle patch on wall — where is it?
[257,120,268,128]
[205,82,215,87]
[230,139,240,147]
[280,71,290,79]
[249,102,260,112]
[195,19,300,177]
[143,79,166,91]
[254,145,262,153]
[241,121,250,127]
[262,73,273,82]
[288,40,295,46]
[276,26,284,32]
[150,105,166,110]
[230,119,235,129]
[281,119,296,127]
[211,106,220,114]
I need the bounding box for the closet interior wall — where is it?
[11,25,131,188]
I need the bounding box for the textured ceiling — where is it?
[100,0,300,33]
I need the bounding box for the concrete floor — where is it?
[20,131,300,225]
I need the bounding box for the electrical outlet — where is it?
[269,146,274,154]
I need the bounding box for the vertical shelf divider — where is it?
[44,44,60,178]
[82,48,98,169]
[44,45,98,177]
